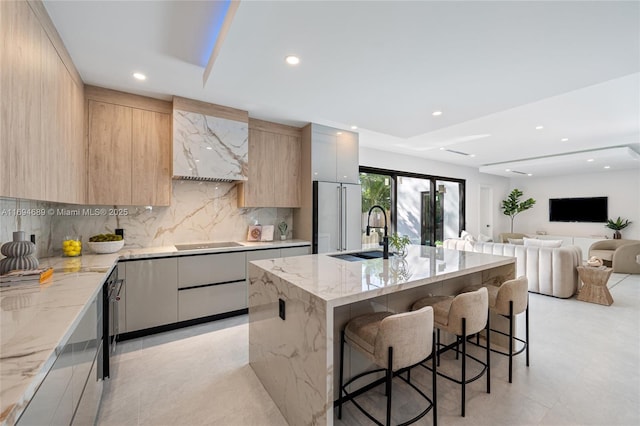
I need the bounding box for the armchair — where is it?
[589,240,640,274]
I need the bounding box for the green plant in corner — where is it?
[389,233,411,256]
[605,217,631,239]
[278,221,288,238]
[501,188,536,233]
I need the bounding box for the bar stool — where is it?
[461,276,529,383]
[338,306,437,425]
[412,287,489,417]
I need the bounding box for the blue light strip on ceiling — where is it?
[201,0,233,67]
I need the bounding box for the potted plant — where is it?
[278,221,288,240]
[605,217,631,239]
[389,233,411,257]
[501,189,536,233]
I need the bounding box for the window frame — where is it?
[359,166,466,244]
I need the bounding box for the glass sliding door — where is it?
[436,180,463,243]
[360,166,465,246]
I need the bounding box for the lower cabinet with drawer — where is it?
[119,245,309,338]
[178,282,246,321]
[177,252,247,321]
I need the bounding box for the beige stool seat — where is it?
[461,276,529,383]
[412,288,490,417]
[339,307,437,425]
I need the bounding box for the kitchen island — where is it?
[248,245,515,426]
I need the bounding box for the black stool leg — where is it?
[461,318,466,417]
[432,330,437,426]
[508,301,514,383]
[436,328,441,367]
[486,307,491,394]
[526,296,530,367]
[338,330,345,419]
[386,347,393,426]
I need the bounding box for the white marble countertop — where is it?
[0,239,310,425]
[118,239,310,260]
[251,245,515,308]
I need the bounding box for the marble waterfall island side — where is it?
[248,245,515,425]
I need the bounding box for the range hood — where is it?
[173,98,248,182]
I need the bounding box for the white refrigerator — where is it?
[312,181,362,254]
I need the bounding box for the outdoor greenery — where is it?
[389,233,411,253]
[501,188,536,232]
[360,173,391,213]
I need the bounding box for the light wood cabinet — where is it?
[237,119,301,208]
[87,100,132,205]
[86,88,172,206]
[132,109,172,206]
[0,0,42,200]
[0,0,85,203]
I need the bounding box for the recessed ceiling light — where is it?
[285,55,300,65]
[469,154,476,158]
[432,111,443,116]
[535,125,544,130]
[587,159,594,162]
[604,165,610,169]
[561,138,569,142]
[351,125,358,130]
[337,132,342,135]
[206,146,213,150]
[528,173,533,176]
[439,147,445,151]
[505,169,511,172]
[133,72,146,80]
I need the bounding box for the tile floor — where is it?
[98,273,640,426]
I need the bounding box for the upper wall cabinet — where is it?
[172,97,248,182]
[309,124,359,184]
[237,119,301,208]
[86,87,172,206]
[0,0,85,203]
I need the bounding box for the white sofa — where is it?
[443,239,582,298]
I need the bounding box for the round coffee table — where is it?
[576,265,613,306]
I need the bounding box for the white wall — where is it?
[508,168,640,240]
[360,147,511,240]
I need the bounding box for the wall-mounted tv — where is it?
[549,197,608,223]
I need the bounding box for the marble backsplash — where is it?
[0,180,292,259]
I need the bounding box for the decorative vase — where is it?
[391,246,408,258]
[613,231,621,240]
[280,234,286,241]
[0,231,39,275]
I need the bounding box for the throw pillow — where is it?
[478,234,493,242]
[507,238,524,245]
[523,237,562,248]
[460,230,476,242]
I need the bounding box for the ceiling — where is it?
[43,0,640,178]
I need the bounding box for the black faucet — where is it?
[366,205,389,259]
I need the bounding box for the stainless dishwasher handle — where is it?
[342,186,347,250]
[337,185,342,251]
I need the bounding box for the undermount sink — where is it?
[175,242,242,251]
[329,250,394,262]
